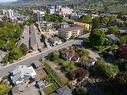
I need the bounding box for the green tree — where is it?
[79,15,92,24]
[41,34,46,42]
[20,43,28,55]
[108,26,119,35]
[120,36,127,44]
[89,28,105,46]
[72,87,89,95]
[0,39,4,49]
[6,41,15,50]
[92,17,100,29]
[2,54,9,65]
[2,16,8,22]
[95,59,119,78]
[9,48,22,60]
[25,18,34,26]
[48,52,59,61]
[124,20,127,27]
[117,12,124,19]
[0,83,10,95]
[65,61,75,72]
[110,71,127,94]
[78,48,89,57]
[101,17,109,25]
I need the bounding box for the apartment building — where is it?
[58,26,84,40]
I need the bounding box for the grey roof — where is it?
[50,93,59,95]
[48,37,61,43]
[32,61,41,68]
[106,34,120,42]
[58,26,84,32]
[11,65,36,84]
[37,80,45,88]
[56,85,72,95]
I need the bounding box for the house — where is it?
[36,80,46,88]
[85,58,96,69]
[106,34,120,43]
[74,22,92,31]
[31,61,41,69]
[10,65,36,85]
[59,22,70,28]
[72,55,80,63]
[50,85,72,95]
[56,85,72,95]
[48,37,62,46]
[61,50,75,60]
[58,26,84,40]
[59,7,73,17]
[61,50,80,62]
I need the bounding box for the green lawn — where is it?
[43,83,58,95]
[44,63,67,87]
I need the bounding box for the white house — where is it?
[10,65,36,85]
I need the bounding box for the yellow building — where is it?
[58,26,84,40]
[74,22,92,31]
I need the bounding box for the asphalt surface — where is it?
[0,39,83,78]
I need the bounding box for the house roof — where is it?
[61,50,75,58]
[11,65,36,84]
[48,37,61,43]
[58,26,84,32]
[72,55,80,61]
[56,85,72,95]
[32,61,41,68]
[106,34,120,42]
[37,80,45,88]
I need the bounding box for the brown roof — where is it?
[58,25,84,32]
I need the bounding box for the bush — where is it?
[95,59,119,78]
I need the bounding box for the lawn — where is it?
[43,63,68,87]
[43,83,58,95]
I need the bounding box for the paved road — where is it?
[0,39,83,78]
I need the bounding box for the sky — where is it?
[0,0,17,3]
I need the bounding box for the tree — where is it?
[95,59,119,78]
[80,55,90,66]
[108,26,119,35]
[78,48,89,57]
[68,68,89,80]
[48,52,59,61]
[72,87,90,95]
[2,54,9,65]
[79,15,92,24]
[89,28,105,46]
[124,20,127,27]
[116,45,127,59]
[110,71,127,94]
[65,61,75,72]
[25,18,34,26]
[101,17,109,25]
[120,36,127,44]
[117,12,124,19]
[9,48,22,60]
[0,83,10,95]
[41,34,46,42]
[92,17,100,29]
[2,16,7,22]
[20,43,28,55]
[0,39,4,49]
[43,14,63,22]
[6,41,15,51]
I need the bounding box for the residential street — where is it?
[0,33,100,78]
